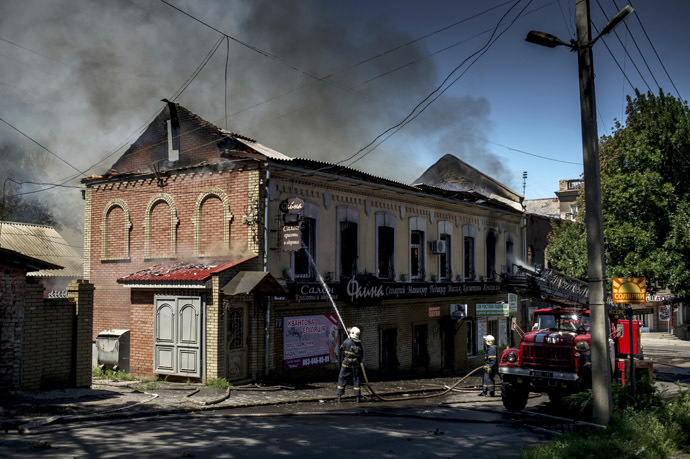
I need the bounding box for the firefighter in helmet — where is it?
[480,335,498,396]
[576,340,592,388]
[336,327,364,402]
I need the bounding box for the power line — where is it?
[0,116,85,177]
[627,0,683,101]
[594,0,651,92]
[340,0,533,170]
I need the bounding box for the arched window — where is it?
[505,232,515,276]
[101,198,132,261]
[192,187,233,257]
[143,193,179,259]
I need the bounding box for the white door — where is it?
[154,296,202,377]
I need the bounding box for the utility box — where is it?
[96,329,130,373]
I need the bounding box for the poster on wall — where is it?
[283,314,339,370]
[477,318,487,351]
[450,303,467,320]
[659,305,670,322]
[498,319,508,347]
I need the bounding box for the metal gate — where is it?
[225,303,248,381]
[154,296,202,377]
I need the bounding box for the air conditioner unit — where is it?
[429,239,446,254]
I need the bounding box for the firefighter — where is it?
[576,340,592,388]
[480,335,498,396]
[336,327,363,403]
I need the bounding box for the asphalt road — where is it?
[0,403,552,458]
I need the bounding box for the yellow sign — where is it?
[612,277,646,304]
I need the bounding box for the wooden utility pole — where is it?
[574,0,613,425]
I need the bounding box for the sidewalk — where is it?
[0,372,489,431]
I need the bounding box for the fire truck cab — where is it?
[498,306,632,412]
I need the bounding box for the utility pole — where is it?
[575,0,612,425]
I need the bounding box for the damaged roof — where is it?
[117,255,257,288]
[87,101,524,214]
[0,221,82,278]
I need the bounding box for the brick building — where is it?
[83,102,531,383]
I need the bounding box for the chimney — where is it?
[165,100,180,162]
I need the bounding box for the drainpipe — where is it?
[264,163,271,377]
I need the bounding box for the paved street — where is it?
[1,332,688,458]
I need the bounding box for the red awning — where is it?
[118,255,257,287]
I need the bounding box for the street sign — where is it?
[612,277,646,304]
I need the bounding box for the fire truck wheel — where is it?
[501,380,529,412]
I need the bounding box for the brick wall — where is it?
[0,265,28,390]
[86,162,255,343]
[17,279,93,390]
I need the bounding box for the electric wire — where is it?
[627,0,683,101]
[594,0,652,92]
[608,0,660,90]
[340,0,533,170]
[0,116,85,177]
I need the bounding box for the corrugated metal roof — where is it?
[226,133,293,161]
[0,221,83,278]
[524,198,561,217]
[117,255,257,285]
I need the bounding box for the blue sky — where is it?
[0,0,687,244]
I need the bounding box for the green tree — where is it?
[547,90,690,299]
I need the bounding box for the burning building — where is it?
[83,101,528,382]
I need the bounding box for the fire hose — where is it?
[359,363,486,402]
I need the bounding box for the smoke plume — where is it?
[0,0,515,250]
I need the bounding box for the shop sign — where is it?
[476,303,510,317]
[428,306,441,318]
[285,276,501,305]
[283,314,339,370]
[280,197,305,252]
[612,277,646,304]
[508,293,518,314]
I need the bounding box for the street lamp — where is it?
[526,1,633,426]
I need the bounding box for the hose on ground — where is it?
[359,364,486,402]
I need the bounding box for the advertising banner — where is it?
[283,314,339,370]
[476,303,511,317]
[612,277,646,304]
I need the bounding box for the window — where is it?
[486,229,497,280]
[192,187,233,257]
[438,220,453,281]
[527,245,534,267]
[376,212,395,280]
[410,230,425,280]
[101,198,132,261]
[294,201,318,280]
[440,234,451,280]
[337,206,359,279]
[505,232,515,275]
[413,324,429,367]
[295,217,316,279]
[409,216,426,281]
[466,319,476,356]
[462,224,476,280]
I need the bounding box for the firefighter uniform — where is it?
[337,327,363,402]
[481,335,498,396]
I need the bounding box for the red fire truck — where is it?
[497,306,649,411]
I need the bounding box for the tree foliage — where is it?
[0,185,56,227]
[547,90,690,299]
